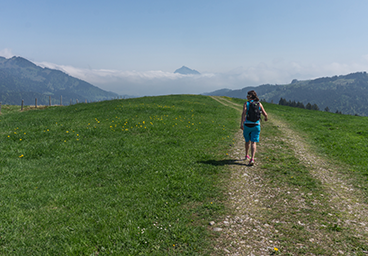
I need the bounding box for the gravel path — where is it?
[209,97,368,255]
[212,128,279,255]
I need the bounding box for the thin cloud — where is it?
[0,48,15,58]
[34,58,368,96]
[35,61,219,96]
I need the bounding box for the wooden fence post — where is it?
[76,99,78,104]
[60,95,62,106]
[70,99,72,105]
[35,98,38,108]
[21,100,24,111]
[0,102,2,114]
[85,99,87,103]
[49,96,51,106]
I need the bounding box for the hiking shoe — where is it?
[248,159,254,166]
[245,155,250,161]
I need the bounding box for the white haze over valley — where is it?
[35,58,368,97]
[2,48,368,97]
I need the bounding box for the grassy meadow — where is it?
[0,95,238,255]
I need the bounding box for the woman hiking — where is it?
[240,90,268,166]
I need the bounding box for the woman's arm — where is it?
[240,102,247,129]
[260,103,268,121]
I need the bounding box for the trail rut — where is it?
[210,96,368,255]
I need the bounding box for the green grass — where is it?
[0,104,29,114]
[263,103,368,194]
[0,95,238,255]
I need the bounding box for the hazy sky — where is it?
[2,0,368,96]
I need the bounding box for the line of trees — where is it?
[278,98,351,115]
[278,98,320,110]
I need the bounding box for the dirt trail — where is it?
[209,96,368,255]
[211,96,282,255]
[270,116,368,242]
[210,96,243,112]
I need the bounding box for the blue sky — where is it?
[2,0,368,96]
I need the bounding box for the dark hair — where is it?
[247,90,259,101]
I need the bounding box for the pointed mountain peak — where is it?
[174,66,200,75]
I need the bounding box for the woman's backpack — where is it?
[246,101,261,122]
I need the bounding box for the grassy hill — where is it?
[1,95,367,254]
[205,72,368,116]
[262,72,368,116]
[0,95,237,255]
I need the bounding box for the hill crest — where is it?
[0,56,119,105]
[204,72,368,116]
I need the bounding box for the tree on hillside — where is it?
[325,106,330,112]
[306,103,312,110]
[296,102,305,109]
[278,97,287,105]
[312,104,319,111]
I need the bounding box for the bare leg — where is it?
[245,141,250,159]
[250,142,257,160]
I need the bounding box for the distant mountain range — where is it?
[0,56,119,105]
[174,66,200,75]
[204,72,368,116]
[3,56,368,116]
